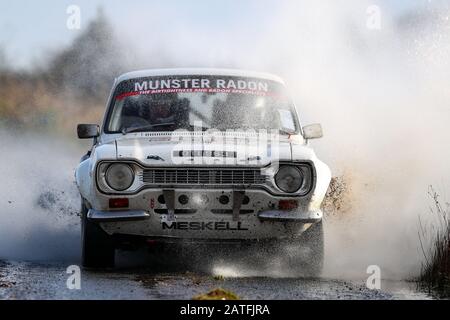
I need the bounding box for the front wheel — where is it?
[284,220,324,277]
[81,202,115,268]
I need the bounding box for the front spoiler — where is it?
[87,209,150,222]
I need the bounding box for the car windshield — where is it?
[106,75,299,134]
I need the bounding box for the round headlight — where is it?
[105,164,134,191]
[275,166,304,193]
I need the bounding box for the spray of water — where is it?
[269,1,450,280]
[0,130,82,262]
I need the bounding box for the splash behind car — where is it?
[75,69,331,272]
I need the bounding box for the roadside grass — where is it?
[418,186,450,298]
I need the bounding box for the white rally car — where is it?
[75,69,331,272]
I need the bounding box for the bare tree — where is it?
[0,45,8,72]
[48,8,128,99]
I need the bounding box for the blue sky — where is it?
[0,0,435,68]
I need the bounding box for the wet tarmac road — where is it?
[0,258,432,300]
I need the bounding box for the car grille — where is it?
[141,168,267,185]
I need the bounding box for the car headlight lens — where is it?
[105,164,134,191]
[275,165,304,193]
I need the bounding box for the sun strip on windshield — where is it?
[116,88,281,101]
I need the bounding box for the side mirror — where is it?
[77,124,99,139]
[302,123,323,140]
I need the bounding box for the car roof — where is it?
[116,68,285,84]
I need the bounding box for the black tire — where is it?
[81,201,115,268]
[285,220,324,277]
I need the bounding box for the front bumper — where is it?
[89,188,323,240]
[88,209,150,222]
[87,209,321,223]
[258,210,321,223]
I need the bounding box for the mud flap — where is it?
[232,190,245,221]
[163,190,176,222]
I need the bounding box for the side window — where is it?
[278,109,296,132]
[108,100,124,132]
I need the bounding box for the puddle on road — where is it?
[0,259,439,300]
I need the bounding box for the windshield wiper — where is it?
[187,124,211,132]
[122,123,176,135]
